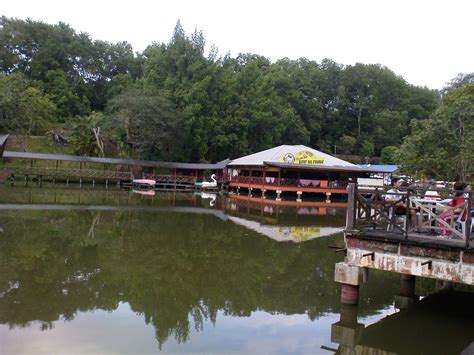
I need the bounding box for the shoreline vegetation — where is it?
[0,16,473,181]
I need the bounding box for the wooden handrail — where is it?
[346,183,472,243]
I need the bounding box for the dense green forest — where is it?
[0,17,473,179]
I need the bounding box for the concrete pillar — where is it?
[276,190,282,201]
[296,191,302,202]
[248,187,253,197]
[334,262,368,305]
[400,274,416,296]
[341,284,360,305]
[237,186,240,195]
[395,274,419,309]
[261,189,266,199]
[326,192,332,203]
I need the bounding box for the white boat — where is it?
[132,179,156,187]
[195,174,217,189]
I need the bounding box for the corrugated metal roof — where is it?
[264,161,363,172]
[228,145,357,167]
[358,164,399,173]
[3,151,229,170]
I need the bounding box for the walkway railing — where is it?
[143,173,196,185]
[231,176,347,189]
[345,183,472,246]
[7,167,132,181]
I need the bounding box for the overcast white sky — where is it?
[3,0,473,90]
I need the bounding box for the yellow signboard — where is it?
[280,151,324,165]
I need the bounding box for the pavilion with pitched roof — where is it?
[227,145,382,201]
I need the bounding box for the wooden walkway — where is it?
[229,176,347,195]
[7,166,132,181]
[0,134,228,190]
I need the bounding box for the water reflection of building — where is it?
[223,195,346,242]
[0,185,348,243]
[227,216,343,242]
[224,195,346,223]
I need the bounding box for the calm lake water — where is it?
[0,185,473,354]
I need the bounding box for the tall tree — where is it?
[108,90,183,160]
[0,73,57,135]
[399,84,474,180]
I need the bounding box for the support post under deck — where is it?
[395,274,418,310]
[334,262,368,305]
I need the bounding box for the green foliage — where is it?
[69,112,106,156]
[380,146,399,164]
[339,135,357,154]
[0,16,441,163]
[108,90,183,160]
[0,73,57,134]
[360,139,375,158]
[0,16,142,119]
[441,72,474,96]
[399,84,474,180]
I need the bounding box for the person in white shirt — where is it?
[385,179,417,224]
[424,179,441,200]
[386,179,404,202]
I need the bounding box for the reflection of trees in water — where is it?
[0,209,401,347]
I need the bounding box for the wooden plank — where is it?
[346,183,355,230]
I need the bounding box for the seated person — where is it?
[424,179,441,200]
[439,181,471,236]
[385,179,416,224]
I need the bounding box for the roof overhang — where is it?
[263,161,364,173]
[3,151,229,170]
[262,162,394,173]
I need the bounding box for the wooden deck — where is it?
[345,183,473,250]
[2,167,221,191]
[229,176,347,194]
[6,166,132,181]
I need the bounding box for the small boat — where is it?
[195,174,217,189]
[132,179,156,187]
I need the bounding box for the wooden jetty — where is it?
[335,183,474,304]
[330,183,474,353]
[0,135,228,190]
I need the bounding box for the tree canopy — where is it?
[399,84,474,181]
[2,16,462,176]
